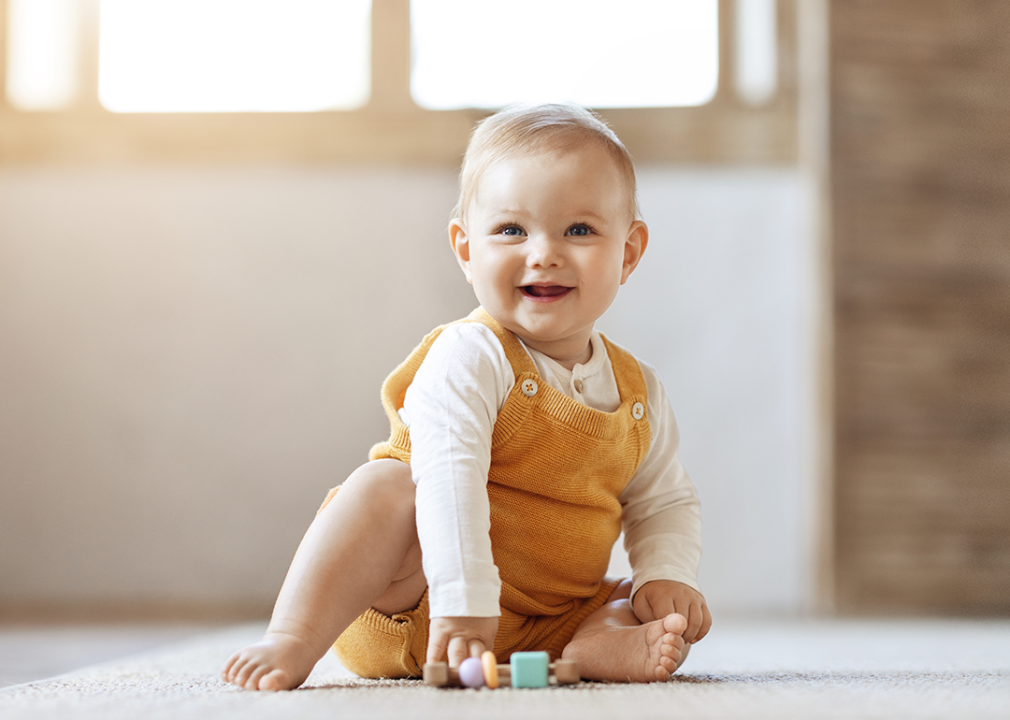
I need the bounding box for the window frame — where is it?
[0,0,798,166]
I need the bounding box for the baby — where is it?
[223,103,711,690]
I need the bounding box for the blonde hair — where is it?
[453,103,640,221]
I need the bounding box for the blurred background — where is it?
[0,0,1007,627]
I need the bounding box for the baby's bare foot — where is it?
[221,632,321,691]
[563,613,688,683]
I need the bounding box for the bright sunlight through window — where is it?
[5,0,79,111]
[98,0,371,113]
[735,0,778,106]
[410,0,719,110]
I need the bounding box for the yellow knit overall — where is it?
[328,307,651,678]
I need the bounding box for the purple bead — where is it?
[459,657,485,688]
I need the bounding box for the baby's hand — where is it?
[427,616,499,667]
[633,580,712,644]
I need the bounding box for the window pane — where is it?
[5,0,80,111]
[98,0,371,113]
[735,0,777,106]
[410,0,718,110]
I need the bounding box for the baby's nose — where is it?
[525,235,562,266]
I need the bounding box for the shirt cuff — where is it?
[427,578,502,618]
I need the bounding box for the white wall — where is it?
[0,165,813,616]
[602,168,814,614]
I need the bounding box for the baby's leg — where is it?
[562,580,689,683]
[222,459,424,691]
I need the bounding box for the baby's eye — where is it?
[567,224,592,236]
[500,225,525,236]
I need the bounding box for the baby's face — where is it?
[450,143,647,367]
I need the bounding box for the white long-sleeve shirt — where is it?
[401,322,702,618]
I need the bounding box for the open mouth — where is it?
[522,285,571,299]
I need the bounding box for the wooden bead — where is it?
[459,657,484,688]
[423,661,449,687]
[551,659,580,685]
[481,651,499,689]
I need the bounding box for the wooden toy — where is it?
[481,650,499,689]
[458,657,485,688]
[510,651,549,688]
[423,650,580,688]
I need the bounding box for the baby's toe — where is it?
[222,653,239,680]
[663,613,688,635]
[245,665,272,691]
[660,633,683,656]
[257,669,290,692]
[229,658,253,686]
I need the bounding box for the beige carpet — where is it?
[1,619,1008,719]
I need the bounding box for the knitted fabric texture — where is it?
[372,307,651,616]
[328,308,652,676]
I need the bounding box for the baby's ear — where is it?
[621,220,649,284]
[449,219,473,284]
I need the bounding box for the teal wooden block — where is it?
[510,651,549,688]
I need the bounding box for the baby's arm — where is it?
[403,324,513,663]
[620,364,711,643]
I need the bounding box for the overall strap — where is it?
[599,333,649,404]
[460,307,538,377]
[370,307,536,462]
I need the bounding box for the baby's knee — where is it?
[348,458,412,483]
[342,459,415,514]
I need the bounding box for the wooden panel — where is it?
[831,0,1010,614]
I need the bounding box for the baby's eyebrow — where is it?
[483,209,610,226]
[486,209,526,220]
[569,210,608,223]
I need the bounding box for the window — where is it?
[5,0,79,110]
[734,0,777,106]
[98,0,370,113]
[410,0,719,110]
[0,0,797,165]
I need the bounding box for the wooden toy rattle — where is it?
[423,650,580,689]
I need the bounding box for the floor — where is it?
[0,623,220,689]
[4,617,1009,684]
[2,619,1008,720]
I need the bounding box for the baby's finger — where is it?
[426,631,449,665]
[694,603,713,642]
[467,638,486,659]
[682,601,704,643]
[652,594,678,622]
[447,636,470,667]
[635,591,668,624]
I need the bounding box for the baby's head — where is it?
[448,104,648,367]
[453,103,639,224]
